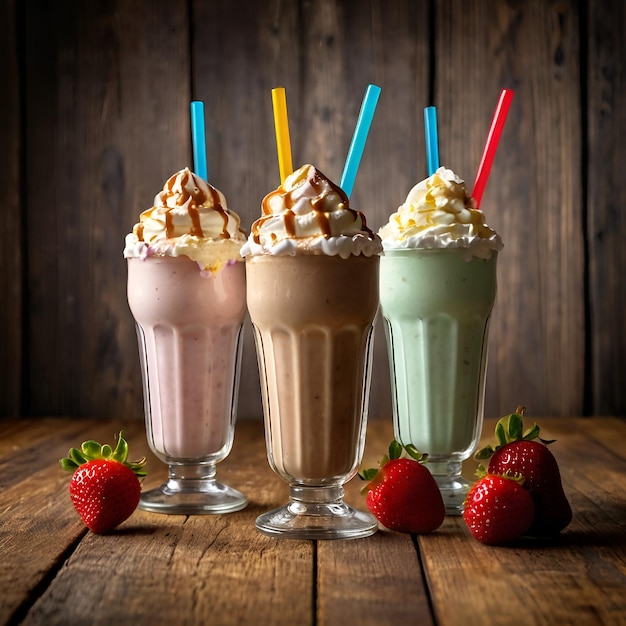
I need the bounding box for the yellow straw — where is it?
[271,87,293,183]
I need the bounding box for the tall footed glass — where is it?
[246,254,379,540]
[380,248,497,515]
[127,255,247,514]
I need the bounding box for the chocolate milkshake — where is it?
[246,254,378,481]
[125,168,248,514]
[243,164,382,539]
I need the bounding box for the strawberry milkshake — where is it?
[243,164,382,539]
[125,167,248,514]
[378,167,502,514]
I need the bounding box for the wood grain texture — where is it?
[191,0,301,420]
[0,0,22,417]
[1,0,625,419]
[436,0,585,417]
[320,416,433,625]
[0,419,128,623]
[7,420,314,626]
[2,418,626,625]
[23,514,314,626]
[586,0,626,415]
[23,0,191,419]
[317,534,433,625]
[421,417,626,626]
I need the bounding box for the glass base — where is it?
[255,485,378,540]
[139,463,247,515]
[427,459,471,516]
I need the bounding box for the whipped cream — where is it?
[379,167,502,260]
[241,164,382,259]
[124,168,246,273]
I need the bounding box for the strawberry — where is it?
[463,473,534,545]
[358,441,445,534]
[475,407,572,537]
[60,431,147,534]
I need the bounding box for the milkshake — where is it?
[243,164,382,539]
[125,167,248,514]
[378,167,502,514]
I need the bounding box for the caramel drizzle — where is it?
[136,169,232,241]
[253,167,373,244]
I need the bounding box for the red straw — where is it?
[471,89,514,208]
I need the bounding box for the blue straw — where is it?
[340,84,382,198]
[424,106,440,176]
[190,101,208,181]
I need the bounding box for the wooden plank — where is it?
[422,516,626,626]
[0,419,142,624]
[587,0,626,415]
[0,417,92,457]
[23,0,190,420]
[572,416,626,460]
[355,0,431,420]
[22,509,314,626]
[540,419,626,530]
[12,0,611,421]
[12,420,314,626]
[0,0,22,418]
[318,534,432,626]
[2,417,626,625]
[420,417,626,626]
[191,0,301,421]
[0,418,96,490]
[436,0,585,417]
[8,0,624,422]
[320,418,434,626]
[0,465,88,625]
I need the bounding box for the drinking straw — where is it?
[471,88,514,208]
[424,106,440,176]
[190,101,208,181]
[271,87,293,184]
[340,84,382,198]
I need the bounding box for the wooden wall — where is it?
[1,0,624,420]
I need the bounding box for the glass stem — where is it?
[166,462,217,493]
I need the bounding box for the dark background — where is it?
[1,0,624,420]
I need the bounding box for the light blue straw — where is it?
[424,106,440,176]
[340,84,382,198]
[190,101,208,181]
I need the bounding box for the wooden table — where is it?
[1,416,625,625]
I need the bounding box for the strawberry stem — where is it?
[358,440,429,495]
[474,407,552,462]
[60,431,147,478]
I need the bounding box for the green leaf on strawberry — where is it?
[388,439,403,460]
[359,467,379,482]
[60,431,146,476]
[403,443,427,462]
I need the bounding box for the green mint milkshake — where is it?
[378,167,502,515]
